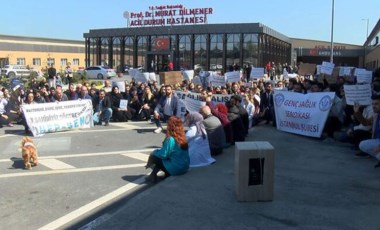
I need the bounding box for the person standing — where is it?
[65,62,73,85]
[47,64,57,88]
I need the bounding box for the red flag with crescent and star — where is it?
[154,38,169,50]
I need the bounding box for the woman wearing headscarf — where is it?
[145,116,189,182]
[185,112,215,167]
[110,86,132,122]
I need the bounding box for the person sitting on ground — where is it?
[243,94,255,129]
[356,94,380,168]
[199,105,226,155]
[322,84,344,139]
[347,103,373,153]
[145,116,189,182]
[153,85,179,134]
[93,89,113,126]
[185,112,215,167]
[102,80,112,94]
[204,96,233,145]
[65,83,78,100]
[20,92,36,134]
[139,86,156,121]
[128,90,142,120]
[53,88,69,102]
[226,100,246,143]
[0,92,13,128]
[259,82,276,126]
[231,94,249,134]
[110,86,131,122]
[34,90,46,103]
[78,85,92,100]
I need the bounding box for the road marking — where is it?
[39,159,76,170]
[0,149,156,163]
[38,176,147,230]
[123,152,150,162]
[0,123,156,138]
[0,163,145,179]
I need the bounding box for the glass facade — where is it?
[84,23,291,72]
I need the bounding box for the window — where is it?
[16,58,26,65]
[47,58,55,65]
[124,37,134,68]
[61,58,68,66]
[210,34,223,71]
[194,35,207,70]
[226,34,241,69]
[73,58,80,66]
[179,35,191,70]
[33,58,41,66]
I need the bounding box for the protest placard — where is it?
[182,70,194,81]
[128,69,140,78]
[298,63,316,76]
[119,99,128,109]
[21,100,94,137]
[149,72,157,81]
[250,67,265,78]
[355,69,373,84]
[320,61,335,75]
[274,91,334,138]
[112,81,125,92]
[343,84,372,106]
[225,71,241,83]
[185,96,205,113]
[192,76,202,85]
[209,73,226,87]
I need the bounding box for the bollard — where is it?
[235,141,274,202]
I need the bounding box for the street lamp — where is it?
[330,0,335,63]
[362,18,369,68]
[362,18,369,40]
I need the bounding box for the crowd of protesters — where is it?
[2,61,380,170]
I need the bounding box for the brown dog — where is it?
[21,137,38,170]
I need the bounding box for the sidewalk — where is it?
[75,125,380,230]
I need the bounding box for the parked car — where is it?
[1,65,32,78]
[80,66,117,79]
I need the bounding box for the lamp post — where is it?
[330,0,335,63]
[362,18,369,68]
[362,18,369,39]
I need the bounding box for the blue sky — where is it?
[1,0,378,45]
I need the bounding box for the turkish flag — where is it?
[309,48,318,56]
[154,38,169,50]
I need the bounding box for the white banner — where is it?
[21,100,94,137]
[320,61,335,75]
[274,91,335,138]
[225,71,241,83]
[250,67,265,78]
[343,84,372,106]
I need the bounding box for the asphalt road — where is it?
[0,121,164,230]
